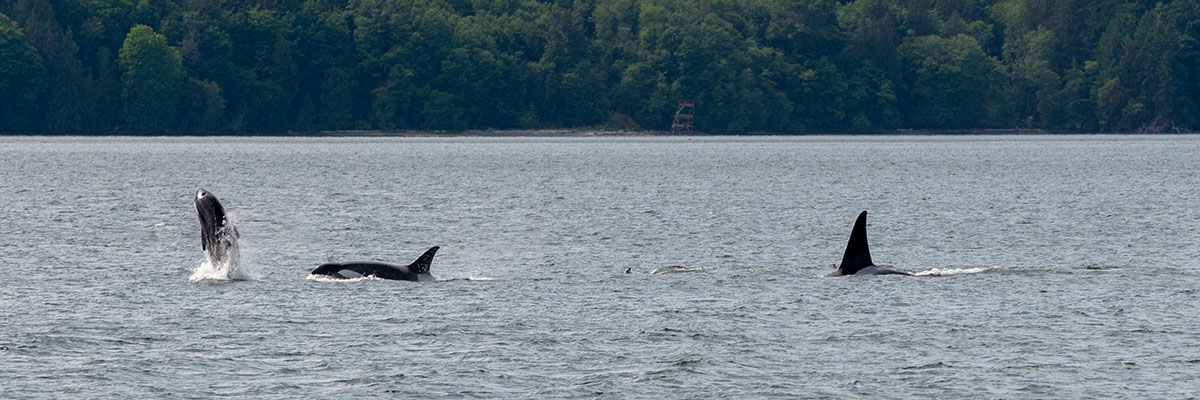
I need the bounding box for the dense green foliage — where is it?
[0,13,46,131]
[1,0,1197,133]
[119,24,185,132]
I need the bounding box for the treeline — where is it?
[1,0,1198,133]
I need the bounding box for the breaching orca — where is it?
[194,188,239,266]
[825,211,911,277]
[311,246,440,281]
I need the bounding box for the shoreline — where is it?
[0,128,1190,136]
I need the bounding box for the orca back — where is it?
[838,211,874,275]
[311,262,412,280]
[311,246,439,281]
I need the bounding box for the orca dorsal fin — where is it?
[410,246,439,274]
[839,211,874,274]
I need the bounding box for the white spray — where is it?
[190,216,246,281]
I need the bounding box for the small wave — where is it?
[1075,265,1124,271]
[650,266,711,274]
[459,275,498,281]
[901,361,954,370]
[912,266,999,276]
[426,276,497,282]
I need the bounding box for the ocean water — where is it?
[1,135,1198,398]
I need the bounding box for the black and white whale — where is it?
[311,246,440,281]
[825,211,911,277]
[194,188,239,268]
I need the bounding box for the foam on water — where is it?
[189,257,242,281]
[189,245,246,281]
[443,275,501,282]
[305,274,376,282]
[189,215,247,281]
[911,266,1000,276]
[304,274,494,282]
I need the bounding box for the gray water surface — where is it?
[2,135,1198,398]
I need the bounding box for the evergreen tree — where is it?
[0,13,47,131]
[2,0,1199,133]
[118,24,184,132]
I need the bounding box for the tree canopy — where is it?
[0,12,46,131]
[119,24,184,132]
[1,0,1197,134]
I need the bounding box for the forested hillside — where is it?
[1,0,1197,133]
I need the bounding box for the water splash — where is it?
[189,217,246,281]
[305,273,498,283]
[305,274,374,282]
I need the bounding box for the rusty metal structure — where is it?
[671,101,694,134]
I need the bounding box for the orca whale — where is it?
[825,211,911,277]
[194,188,239,266]
[311,246,440,281]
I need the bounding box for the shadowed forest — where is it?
[1,0,1197,134]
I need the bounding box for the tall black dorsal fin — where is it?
[410,246,439,274]
[839,211,874,274]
